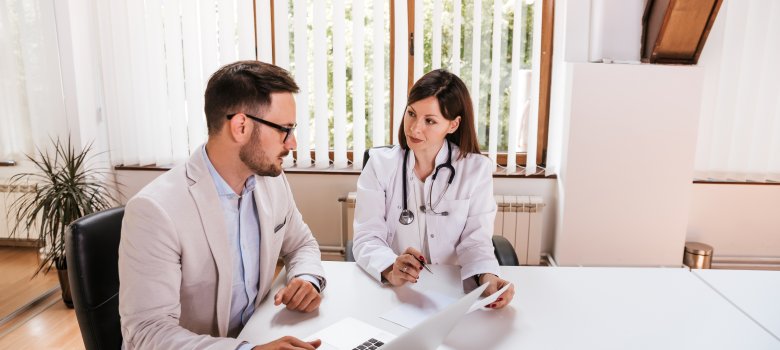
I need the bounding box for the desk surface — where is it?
[239,262,779,349]
[693,269,780,340]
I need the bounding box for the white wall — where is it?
[554,62,704,266]
[688,184,780,258]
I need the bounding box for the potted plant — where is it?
[6,138,119,307]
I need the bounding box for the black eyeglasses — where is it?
[226,113,297,143]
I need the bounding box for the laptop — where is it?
[308,283,489,350]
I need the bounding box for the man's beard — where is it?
[239,127,288,177]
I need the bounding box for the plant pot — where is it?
[56,268,74,308]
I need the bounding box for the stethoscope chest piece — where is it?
[399,209,415,225]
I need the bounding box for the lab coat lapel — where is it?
[185,148,233,336]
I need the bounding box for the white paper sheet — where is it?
[379,290,456,329]
[379,282,513,329]
[467,282,512,313]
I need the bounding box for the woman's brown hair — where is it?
[397,69,480,159]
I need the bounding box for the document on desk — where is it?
[379,283,512,329]
[467,282,512,313]
[380,289,456,329]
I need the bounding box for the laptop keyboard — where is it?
[352,338,385,350]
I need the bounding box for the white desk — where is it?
[239,262,779,349]
[693,269,780,340]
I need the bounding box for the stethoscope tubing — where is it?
[399,141,455,225]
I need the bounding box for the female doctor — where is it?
[352,69,515,309]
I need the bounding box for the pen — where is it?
[413,254,433,274]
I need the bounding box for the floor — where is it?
[0,247,82,349]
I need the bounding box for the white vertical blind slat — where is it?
[94,0,122,165]
[413,0,423,81]
[392,0,408,145]
[526,0,543,175]
[199,0,220,77]
[506,0,524,172]
[162,0,189,163]
[144,0,174,165]
[111,0,138,164]
[256,0,272,63]
[217,0,237,64]
[275,0,294,168]
[273,0,290,69]
[487,0,501,166]
[352,0,367,169]
[181,0,207,153]
[431,0,443,70]
[127,0,155,165]
[332,0,347,168]
[237,0,255,60]
[470,0,482,134]
[452,0,462,75]
[293,0,311,167]
[372,0,385,146]
[313,0,329,169]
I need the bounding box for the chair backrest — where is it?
[362,145,394,168]
[66,207,124,350]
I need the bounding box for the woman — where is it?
[352,69,515,309]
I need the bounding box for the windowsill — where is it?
[115,164,557,178]
[693,180,780,185]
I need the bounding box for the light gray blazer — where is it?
[119,147,325,350]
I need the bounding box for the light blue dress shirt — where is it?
[202,146,320,350]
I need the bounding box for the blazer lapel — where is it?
[253,176,279,300]
[186,148,233,336]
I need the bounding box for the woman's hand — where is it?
[381,247,426,286]
[479,273,515,309]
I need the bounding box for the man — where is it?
[119,61,324,350]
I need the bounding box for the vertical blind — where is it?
[97,0,258,166]
[0,0,65,162]
[415,0,541,174]
[695,0,780,182]
[96,0,542,172]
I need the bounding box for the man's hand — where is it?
[479,273,515,309]
[252,336,321,350]
[380,247,425,286]
[274,277,321,313]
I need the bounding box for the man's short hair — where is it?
[204,60,299,135]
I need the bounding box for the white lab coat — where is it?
[352,142,500,283]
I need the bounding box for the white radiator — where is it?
[0,183,39,240]
[494,195,545,265]
[339,193,544,265]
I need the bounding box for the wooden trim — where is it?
[253,0,258,59]
[536,0,555,166]
[407,0,415,92]
[269,0,275,63]
[693,180,780,186]
[389,0,397,144]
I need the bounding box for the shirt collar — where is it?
[202,144,256,198]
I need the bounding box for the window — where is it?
[98,0,552,173]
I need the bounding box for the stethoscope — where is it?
[399,141,455,225]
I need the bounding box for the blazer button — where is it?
[430,234,434,238]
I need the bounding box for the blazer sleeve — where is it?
[119,195,244,350]
[278,174,327,289]
[455,157,501,281]
[352,154,399,282]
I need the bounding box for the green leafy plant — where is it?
[7,138,119,275]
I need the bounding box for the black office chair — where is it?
[346,236,519,266]
[66,207,124,350]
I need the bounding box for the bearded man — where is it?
[119,61,325,350]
